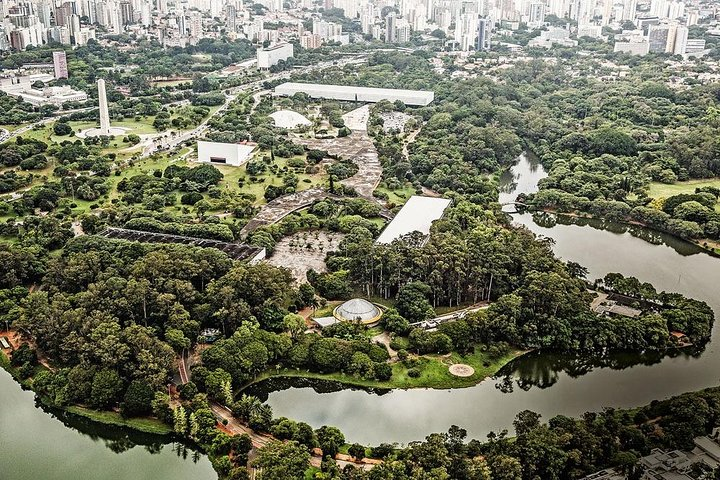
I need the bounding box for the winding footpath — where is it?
[240,105,388,237]
[175,351,377,470]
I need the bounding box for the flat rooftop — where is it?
[262,42,292,51]
[376,196,452,244]
[274,82,434,106]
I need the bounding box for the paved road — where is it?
[7,106,96,139]
[142,56,368,159]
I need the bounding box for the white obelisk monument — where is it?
[97,79,110,135]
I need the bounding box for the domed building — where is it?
[333,298,383,325]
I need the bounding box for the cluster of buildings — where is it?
[1,0,98,50]
[614,19,706,56]
[0,50,90,106]
[0,80,87,105]
[1,0,717,56]
[582,427,720,480]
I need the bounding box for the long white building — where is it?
[274,83,434,106]
[376,196,452,244]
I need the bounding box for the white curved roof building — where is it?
[333,298,383,325]
[269,110,312,129]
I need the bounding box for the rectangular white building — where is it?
[257,43,293,69]
[0,80,88,106]
[376,196,452,244]
[614,39,650,55]
[274,83,434,106]
[197,141,256,166]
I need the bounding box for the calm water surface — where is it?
[254,153,720,445]
[0,368,216,480]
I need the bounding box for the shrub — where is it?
[374,362,392,381]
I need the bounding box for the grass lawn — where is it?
[648,179,720,199]
[215,153,328,206]
[151,79,191,88]
[65,405,173,435]
[68,118,158,135]
[0,349,9,369]
[364,296,395,309]
[648,179,720,213]
[304,467,321,479]
[19,124,53,142]
[374,183,417,206]
[313,301,342,318]
[251,347,525,390]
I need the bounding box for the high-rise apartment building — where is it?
[385,12,396,42]
[528,2,545,25]
[476,17,490,50]
[53,50,69,79]
[673,24,687,54]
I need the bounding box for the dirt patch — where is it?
[449,364,475,377]
[0,329,22,352]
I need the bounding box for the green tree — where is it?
[315,425,344,457]
[174,405,188,434]
[206,368,233,403]
[122,379,154,417]
[165,328,191,352]
[396,281,435,322]
[53,122,73,136]
[348,443,366,460]
[252,441,310,480]
[282,313,306,340]
[90,368,123,408]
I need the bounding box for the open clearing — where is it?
[266,231,344,283]
[648,179,720,198]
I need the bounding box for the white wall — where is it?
[257,43,294,69]
[197,141,255,167]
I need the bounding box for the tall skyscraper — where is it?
[647,24,669,52]
[189,11,202,37]
[601,0,613,25]
[528,2,545,25]
[53,50,68,79]
[396,18,411,43]
[119,1,133,25]
[622,0,636,21]
[97,79,110,136]
[385,12,396,42]
[476,17,490,50]
[55,3,73,25]
[225,4,237,33]
[673,24,688,54]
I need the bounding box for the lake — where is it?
[251,153,720,445]
[0,367,217,480]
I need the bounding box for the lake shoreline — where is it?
[241,348,530,393]
[521,206,720,258]
[0,350,174,437]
